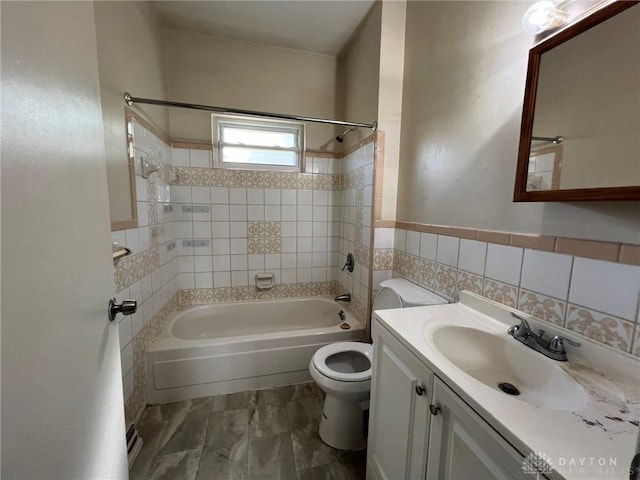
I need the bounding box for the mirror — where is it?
[514,2,640,201]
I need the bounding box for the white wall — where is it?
[164,27,341,151]
[338,2,382,150]
[396,1,640,244]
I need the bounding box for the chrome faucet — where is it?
[334,293,351,303]
[507,312,580,362]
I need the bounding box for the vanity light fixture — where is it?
[522,1,568,34]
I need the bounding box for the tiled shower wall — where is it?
[169,146,343,304]
[337,139,376,323]
[374,227,640,357]
[113,114,180,423]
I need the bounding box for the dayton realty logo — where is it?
[522,451,554,478]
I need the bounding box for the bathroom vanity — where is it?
[367,292,640,480]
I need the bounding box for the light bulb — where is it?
[522,1,568,34]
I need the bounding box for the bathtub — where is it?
[146,297,364,404]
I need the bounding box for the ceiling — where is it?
[152,0,376,56]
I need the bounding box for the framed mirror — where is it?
[514,1,640,202]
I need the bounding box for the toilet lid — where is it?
[313,341,373,382]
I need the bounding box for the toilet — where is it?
[309,278,448,450]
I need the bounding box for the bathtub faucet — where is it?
[334,293,351,303]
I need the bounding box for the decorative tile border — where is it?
[482,278,518,308]
[387,226,640,356]
[565,305,634,353]
[517,289,565,326]
[178,281,341,306]
[125,293,179,423]
[386,221,639,266]
[173,167,341,190]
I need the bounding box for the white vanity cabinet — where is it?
[368,321,533,480]
[367,324,433,480]
[426,377,530,480]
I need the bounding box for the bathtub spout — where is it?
[334,293,351,303]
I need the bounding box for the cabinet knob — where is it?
[429,404,441,415]
[415,385,425,396]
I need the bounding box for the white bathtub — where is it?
[146,297,364,404]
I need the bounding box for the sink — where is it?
[429,325,588,411]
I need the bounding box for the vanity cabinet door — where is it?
[426,377,529,480]
[367,325,433,480]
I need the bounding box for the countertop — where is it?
[373,291,640,480]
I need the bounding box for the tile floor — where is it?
[130,382,366,480]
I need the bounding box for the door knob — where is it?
[429,404,441,415]
[108,298,137,322]
[415,385,426,396]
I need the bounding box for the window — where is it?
[212,115,305,171]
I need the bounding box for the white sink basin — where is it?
[429,325,589,411]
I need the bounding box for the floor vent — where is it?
[126,423,143,469]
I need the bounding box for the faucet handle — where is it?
[510,312,531,331]
[547,335,581,354]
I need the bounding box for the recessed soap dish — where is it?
[255,272,275,290]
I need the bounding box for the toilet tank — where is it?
[372,279,449,312]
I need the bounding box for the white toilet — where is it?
[309,279,448,450]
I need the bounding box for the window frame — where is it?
[212,114,305,172]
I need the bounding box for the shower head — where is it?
[335,128,355,143]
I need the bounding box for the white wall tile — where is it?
[419,233,437,261]
[211,221,230,238]
[211,205,230,222]
[172,186,192,204]
[265,205,280,221]
[458,240,487,276]
[178,273,195,289]
[190,149,211,168]
[231,254,248,271]
[281,222,297,237]
[195,272,213,288]
[485,244,523,285]
[248,205,264,221]
[191,186,210,204]
[436,235,460,267]
[281,206,297,222]
[194,256,213,273]
[229,222,247,238]
[229,188,247,204]
[265,254,281,270]
[521,250,572,300]
[248,254,265,270]
[282,269,297,283]
[230,239,248,255]
[281,189,297,205]
[313,190,328,206]
[374,228,394,249]
[298,190,313,206]
[172,148,189,167]
[213,271,231,288]
[394,229,406,252]
[231,271,248,286]
[213,239,230,255]
[230,205,248,221]
[569,258,640,321]
[211,187,229,204]
[213,255,231,271]
[406,231,421,256]
[265,189,280,205]
[247,188,264,205]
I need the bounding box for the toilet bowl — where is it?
[309,341,372,450]
[310,279,449,450]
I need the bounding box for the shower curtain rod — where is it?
[124,93,377,131]
[532,135,563,144]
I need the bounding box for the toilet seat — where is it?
[312,342,372,382]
